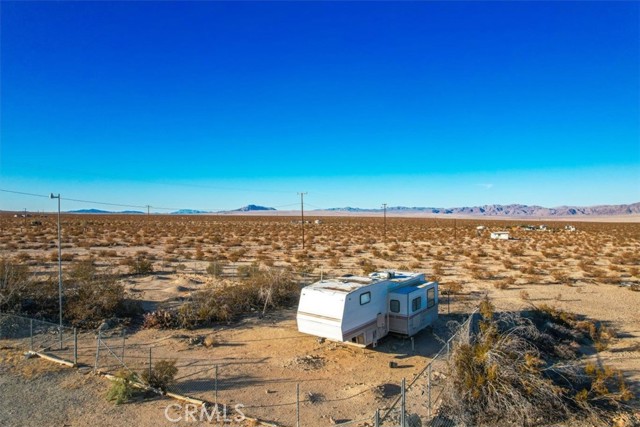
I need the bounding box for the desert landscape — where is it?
[1,212,639,426]
[2,1,638,426]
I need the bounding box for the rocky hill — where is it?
[324,202,640,216]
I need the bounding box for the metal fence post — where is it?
[401,378,406,427]
[94,330,101,372]
[30,319,33,351]
[214,364,218,406]
[148,347,152,381]
[73,327,78,366]
[121,330,125,364]
[296,383,300,427]
[374,409,380,427]
[428,363,432,418]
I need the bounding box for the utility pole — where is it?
[298,192,307,249]
[50,193,63,347]
[382,203,387,242]
[454,218,457,240]
[146,205,150,216]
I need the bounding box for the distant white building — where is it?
[314,219,322,225]
[490,231,510,240]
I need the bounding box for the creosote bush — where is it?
[125,255,153,275]
[206,261,225,277]
[143,268,299,329]
[0,258,140,327]
[440,297,633,427]
[106,370,137,404]
[141,359,178,392]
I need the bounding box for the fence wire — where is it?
[0,309,475,427]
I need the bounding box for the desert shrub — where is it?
[359,259,377,275]
[442,303,568,426]
[576,363,633,405]
[471,268,493,280]
[502,259,514,269]
[60,253,74,262]
[237,263,260,279]
[534,305,616,353]
[508,245,525,256]
[0,258,31,312]
[206,261,225,277]
[442,282,463,295]
[141,359,177,391]
[552,271,572,285]
[143,310,177,329]
[493,280,510,290]
[1,258,137,326]
[433,263,444,276]
[440,299,633,427]
[64,263,141,328]
[175,268,299,327]
[125,255,153,275]
[106,370,137,404]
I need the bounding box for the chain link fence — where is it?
[0,309,476,427]
[377,310,476,427]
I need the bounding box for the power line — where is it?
[0,189,50,199]
[62,197,149,210]
[1,188,227,213]
[1,187,305,214]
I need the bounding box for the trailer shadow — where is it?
[372,313,470,358]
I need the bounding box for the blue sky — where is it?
[1,1,638,212]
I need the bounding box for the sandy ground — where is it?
[1,307,465,427]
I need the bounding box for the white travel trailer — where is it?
[490,231,510,240]
[296,270,438,347]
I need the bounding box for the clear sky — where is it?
[1,1,638,212]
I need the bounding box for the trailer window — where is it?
[390,299,400,313]
[427,288,436,308]
[411,296,422,312]
[360,292,371,305]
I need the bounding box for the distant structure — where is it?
[564,225,576,232]
[490,231,510,240]
[476,225,486,237]
[297,270,438,347]
[314,219,322,225]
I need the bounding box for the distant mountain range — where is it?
[63,202,640,217]
[69,209,144,214]
[67,205,277,214]
[171,209,212,214]
[173,205,276,214]
[322,202,640,217]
